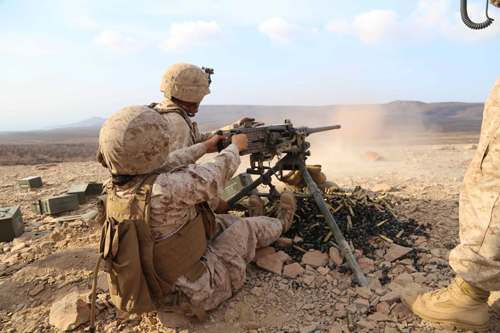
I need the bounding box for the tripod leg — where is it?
[226,163,281,207]
[297,160,369,287]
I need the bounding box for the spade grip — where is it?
[216,129,242,152]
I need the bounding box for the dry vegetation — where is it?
[0,143,99,166]
[0,127,100,166]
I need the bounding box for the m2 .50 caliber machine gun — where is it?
[217,119,369,287]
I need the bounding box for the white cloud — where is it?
[70,16,98,30]
[410,0,449,28]
[94,30,142,53]
[325,20,350,35]
[339,0,500,46]
[259,17,300,45]
[406,0,450,42]
[311,28,319,35]
[352,10,404,46]
[160,21,231,52]
[0,40,54,56]
[441,4,500,42]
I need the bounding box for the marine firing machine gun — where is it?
[217,119,370,287]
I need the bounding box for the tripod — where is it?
[227,153,369,287]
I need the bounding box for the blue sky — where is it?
[1,0,499,131]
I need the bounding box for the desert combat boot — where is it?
[248,195,265,217]
[401,276,490,331]
[276,191,296,234]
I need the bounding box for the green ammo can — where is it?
[0,206,24,242]
[67,183,104,204]
[86,183,103,196]
[67,185,88,204]
[39,194,80,215]
[18,176,43,190]
[221,173,255,204]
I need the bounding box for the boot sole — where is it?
[402,298,490,331]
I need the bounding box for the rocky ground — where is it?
[1,139,498,333]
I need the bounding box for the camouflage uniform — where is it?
[154,63,234,209]
[114,143,282,311]
[449,76,500,291]
[154,98,216,166]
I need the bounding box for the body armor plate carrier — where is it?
[90,173,217,331]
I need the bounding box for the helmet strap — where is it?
[168,95,199,117]
[183,104,199,117]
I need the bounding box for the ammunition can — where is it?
[67,185,88,204]
[0,206,24,242]
[39,194,79,215]
[86,183,103,196]
[221,173,255,204]
[67,183,104,204]
[18,176,43,190]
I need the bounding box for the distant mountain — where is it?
[0,101,485,144]
[196,101,484,132]
[385,100,484,118]
[42,117,107,131]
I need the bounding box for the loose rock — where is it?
[301,250,329,268]
[49,291,90,331]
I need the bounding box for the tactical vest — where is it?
[152,105,199,144]
[90,173,217,330]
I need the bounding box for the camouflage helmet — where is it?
[99,105,169,175]
[159,63,210,103]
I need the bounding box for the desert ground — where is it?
[0,112,497,333]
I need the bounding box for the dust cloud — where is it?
[201,102,480,185]
[299,104,435,181]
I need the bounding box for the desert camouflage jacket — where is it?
[113,144,240,241]
[154,99,214,166]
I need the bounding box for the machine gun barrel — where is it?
[303,125,341,135]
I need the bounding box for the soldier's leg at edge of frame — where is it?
[401,275,490,331]
[402,114,500,330]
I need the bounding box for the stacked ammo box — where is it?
[4,176,103,242]
[2,175,45,242]
[30,181,103,215]
[36,194,80,215]
[67,183,103,204]
[0,206,24,242]
[18,176,43,190]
